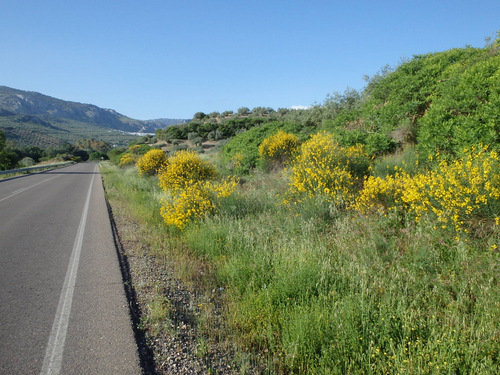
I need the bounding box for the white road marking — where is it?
[0,176,58,203]
[40,166,97,375]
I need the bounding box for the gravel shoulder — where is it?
[105,190,262,374]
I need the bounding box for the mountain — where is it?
[145,118,189,128]
[0,86,189,148]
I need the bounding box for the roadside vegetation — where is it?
[99,35,500,374]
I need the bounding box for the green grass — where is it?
[101,159,500,374]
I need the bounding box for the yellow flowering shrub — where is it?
[157,149,237,229]
[354,147,500,232]
[286,132,371,206]
[158,150,218,194]
[161,177,238,230]
[136,149,167,176]
[129,144,142,154]
[118,153,136,168]
[259,131,299,167]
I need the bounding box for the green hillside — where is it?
[0,86,189,148]
[158,36,500,169]
[0,112,139,148]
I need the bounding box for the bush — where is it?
[286,132,371,207]
[89,151,109,161]
[128,144,152,155]
[118,153,136,168]
[158,150,218,194]
[107,147,127,165]
[354,146,500,233]
[136,149,167,176]
[160,178,238,230]
[223,121,309,173]
[157,150,238,229]
[258,130,299,170]
[19,157,35,167]
[365,133,397,156]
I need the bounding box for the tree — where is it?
[251,107,269,117]
[193,112,207,120]
[0,130,6,151]
[237,107,251,116]
[0,130,19,170]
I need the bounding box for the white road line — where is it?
[40,166,97,375]
[0,176,58,203]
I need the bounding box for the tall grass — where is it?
[102,154,500,374]
[184,170,499,374]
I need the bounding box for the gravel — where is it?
[107,201,263,374]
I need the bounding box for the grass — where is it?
[101,157,500,374]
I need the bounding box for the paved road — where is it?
[0,163,141,374]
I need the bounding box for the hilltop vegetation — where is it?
[101,35,500,374]
[159,36,499,169]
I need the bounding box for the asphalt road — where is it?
[0,163,141,374]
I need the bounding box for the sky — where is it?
[1,0,499,120]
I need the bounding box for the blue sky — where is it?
[1,0,499,120]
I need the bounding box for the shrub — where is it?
[128,144,152,155]
[89,151,109,161]
[365,133,397,156]
[19,157,35,167]
[160,178,238,230]
[158,150,217,194]
[258,130,299,170]
[118,153,136,168]
[136,149,167,176]
[286,132,371,207]
[354,146,500,233]
[222,121,309,173]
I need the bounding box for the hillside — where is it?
[174,40,499,170]
[0,86,188,148]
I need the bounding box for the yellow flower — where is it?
[136,149,167,176]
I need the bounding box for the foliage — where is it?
[118,153,136,168]
[160,178,238,230]
[258,130,299,170]
[158,150,218,194]
[371,146,421,178]
[136,149,167,176]
[19,157,35,167]
[356,45,500,156]
[156,150,238,229]
[365,132,397,156]
[223,121,311,173]
[286,132,371,207]
[74,138,111,153]
[418,51,500,156]
[0,130,19,170]
[354,146,500,234]
[89,151,109,160]
[128,143,152,155]
[107,147,127,165]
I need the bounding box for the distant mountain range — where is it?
[0,86,189,148]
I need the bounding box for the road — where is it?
[0,163,141,374]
